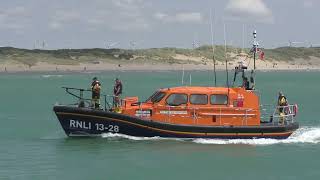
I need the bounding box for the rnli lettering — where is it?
[160,111,187,115]
[69,119,91,129]
[69,120,119,132]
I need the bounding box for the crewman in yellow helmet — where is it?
[278,91,288,124]
[91,77,101,109]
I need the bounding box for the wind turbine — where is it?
[288,40,305,47]
[309,43,320,48]
[129,41,137,49]
[192,33,200,49]
[106,42,119,49]
[42,40,46,49]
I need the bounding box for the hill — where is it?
[1,46,320,68]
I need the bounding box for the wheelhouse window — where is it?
[146,91,166,103]
[190,94,208,105]
[166,93,188,106]
[210,94,228,105]
[151,92,166,103]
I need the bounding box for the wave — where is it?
[101,133,165,141]
[193,127,320,145]
[41,74,63,78]
[101,127,320,145]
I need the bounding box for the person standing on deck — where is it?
[278,91,288,123]
[113,78,123,107]
[91,77,101,109]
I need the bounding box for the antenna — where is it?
[181,65,185,85]
[242,24,245,52]
[210,9,217,86]
[253,30,258,70]
[223,23,229,87]
[224,22,230,105]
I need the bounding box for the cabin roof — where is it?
[160,86,237,94]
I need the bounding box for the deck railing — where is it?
[260,104,297,125]
[61,87,117,111]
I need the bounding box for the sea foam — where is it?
[101,126,320,145]
[193,126,320,145]
[41,74,63,78]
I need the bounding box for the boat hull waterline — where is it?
[54,106,299,139]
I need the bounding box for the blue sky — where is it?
[0,0,319,49]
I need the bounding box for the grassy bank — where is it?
[1,46,320,66]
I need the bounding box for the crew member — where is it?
[242,77,250,90]
[113,78,123,107]
[91,77,101,109]
[278,91,288,123]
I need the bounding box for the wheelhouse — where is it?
[121,86,261,126]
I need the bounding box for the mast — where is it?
[252,30,258,89]
[253,30,258,70]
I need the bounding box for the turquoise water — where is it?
[0,71,319,179]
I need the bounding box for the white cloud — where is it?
[48,0,150,31]
[49,10,82,29]
[87,0,150,31]
[154,13,168,20]
[154,12,203,24]
[303,0,315,8]
[0,6,30,30]
[49,22,62,30]
[0,6,28,17]
[225,0,274,24]
[53,11,81,22]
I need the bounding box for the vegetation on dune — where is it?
[263,47,320,61]
[0,46,320,66]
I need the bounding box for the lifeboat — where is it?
[53,30,299,139]
[53,85,299,139]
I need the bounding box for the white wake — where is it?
[101,127,320,145]
[193,127,320,145]
[101,133,165,141]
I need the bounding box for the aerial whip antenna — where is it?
[210,9,217,86]
[181,65,185,85]
[224,22,230,105]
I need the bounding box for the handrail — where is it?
[61,87,117,111]
[153,104,259,125]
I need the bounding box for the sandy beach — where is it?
[1,56,319,73]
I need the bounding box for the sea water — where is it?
[0,71,319,179]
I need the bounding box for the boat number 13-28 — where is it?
[95,123,119,132]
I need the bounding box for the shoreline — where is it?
[0,62,319,74]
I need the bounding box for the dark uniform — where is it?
[91,77,101,109]
[242,77,250,90]
[113,78,123,107]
